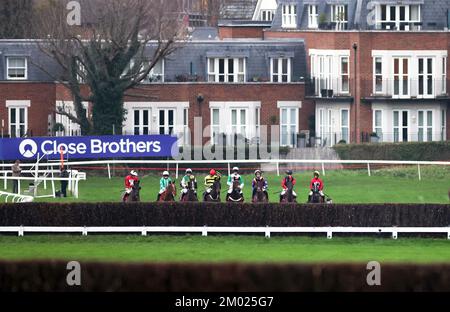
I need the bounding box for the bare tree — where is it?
[0,0,34,38]
[33,0,186,135]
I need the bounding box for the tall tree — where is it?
[34,0,185,135]
[0,0,34,38]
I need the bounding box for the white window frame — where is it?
[373,110,383,141]
[271,58,291,83]
[207,58,246,83]
[210,102,261,145]
[376,4,421,30]
[133,108,151,135]
[331,5,347,30]
[393,110,409,142]
[441,109,447,141]
[418,110,433,142]
[374,57,383,94]
[158,109,176,135]
[211,108,221,145]
[231,108,248,139]
[182,108,190,146]
[6,57,28,80]
[417,57,434,98]
[148,59,164,83]
[6,101,30,138]
[393,57,410,98]
[340,56,350,94]
[280,107,299,147]
[261,10,275,21]
[308,5,318,29]
[340,109,349,143]
[282,4,297,28]
[442,57,447,94]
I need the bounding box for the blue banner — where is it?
[0,135,178,160]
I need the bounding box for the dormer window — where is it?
[376,4,421,30]
[282,4,297,28]
[331,5,348,30]
[7,57,27,80]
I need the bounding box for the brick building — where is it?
[261,0,450,144]
[0,0,449,147]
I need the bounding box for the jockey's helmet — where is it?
[163,171,169,177]
[186,168,193,174]
[314,171,320,177]
[232,167,239,172]
[130,170,138,177]
[209,169,216,176]
[286,170,293,175]
[255,170,262,176]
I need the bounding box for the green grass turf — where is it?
[28,166,450,203]
[0,235,448,263]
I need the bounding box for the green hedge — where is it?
[1,261,449,291]
[333,141,450,161]
[0,203,448,227]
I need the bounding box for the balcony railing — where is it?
[362,79,449,99]
[370,21,423,31]
[306,78,352,98]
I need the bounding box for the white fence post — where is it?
[367,163,371,177]
[176,163,179,180]
[276,162,280,177]
[107,163,112,180]
[418,164,422,181]
[322,163,326,176]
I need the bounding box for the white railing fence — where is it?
[0,191,34,203]
[0,226,448,240]
[1,159,448,179]
[0,159,448,200]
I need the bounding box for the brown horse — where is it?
[280,180,297,203]
[159,182,176,202]
[122,180,141,203]
[252,179,268,203]
[226,180,244,203]
[181,178,198,202]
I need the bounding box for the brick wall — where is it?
[265,30,450,142]
[123,83,309,144]
[0,83,56,137]
[219,26,265,39]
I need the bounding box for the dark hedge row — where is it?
[1,261,449,292]
[333,141,450,161]
[0,203,449,227]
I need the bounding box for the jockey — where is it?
[309,171,325,202]
[204,169,221,196]
[157,171,173,201]
[124,170,139,194]
[280,170,297,201]
[227,167,244,195]
[180,168,197,200]
[252,170,268,199]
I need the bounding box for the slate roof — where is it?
[271,0,450,30]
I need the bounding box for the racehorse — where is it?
[122,180,141,203]
[308,182,324,204]
[252,179,268,203]
[280,180,296,203]
[204,180,221,202]
[226,180,244,203]
[181,178,198,202]
[159,182,176,202]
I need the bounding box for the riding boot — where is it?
[308,196,312,203]
[157,194,161,201]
